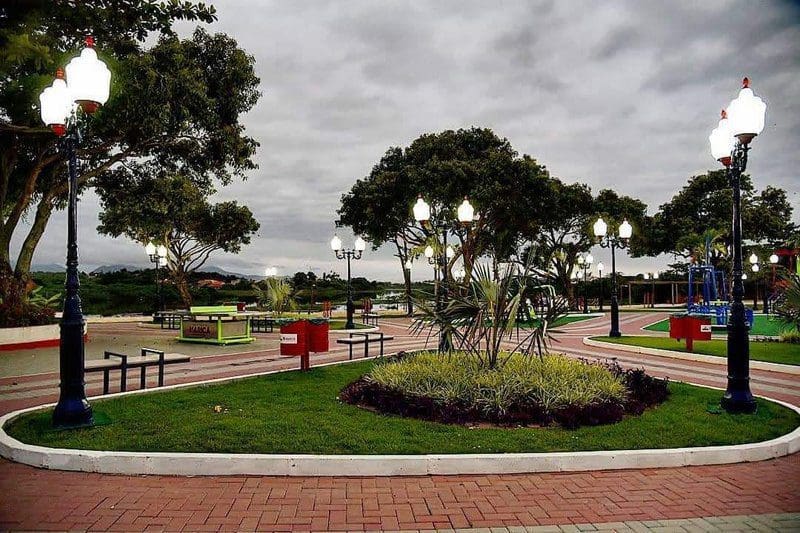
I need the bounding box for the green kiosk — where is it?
[177,305,262,345]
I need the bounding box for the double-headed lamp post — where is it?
[413,196,475,352]
[145,242,168,314]
[708,77,766,414]
[39,36,111,429]
[593,217,632,337]
[330,235,366,330]
[577,253,593,313]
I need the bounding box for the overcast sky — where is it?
[13,0,800,281]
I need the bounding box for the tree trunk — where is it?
[175,272,193,309]
[14,195,55,279]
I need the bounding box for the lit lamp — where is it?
[330,234,366,330]
[146,242,168,314]
[709,77,766,415]
[412,196,478,352]
[594,217,632,336]
[39,36,112,429]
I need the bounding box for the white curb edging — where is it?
[1,357,799,477]
[583,336,800,376]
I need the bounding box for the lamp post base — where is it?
[53,399,93,429]
[721,389,757,414]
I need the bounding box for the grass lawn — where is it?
[644,315,790,337]
[594,336,800,366]
[7,360,798,455]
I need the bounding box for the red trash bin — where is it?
[280,320,308,356]
[307,319,329,353]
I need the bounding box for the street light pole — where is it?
[404,259,414,316]
[594,217,632,337]
[709,77,765,414]
[597,262,604,312]
[146,242,168,315]
[40,37,111,429]
[331,235,365,330]
[413,196,475,353]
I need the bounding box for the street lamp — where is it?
[594,217,632,337]
[413,196,476,352]
[708,77,766,414]
[766,253,779,314]
[146,242,168,315]
[404,259,414,316]
[39,36,111,429]
[652,271,659,308]
[597,262,605,312]
[577,253,593,313]
[331,234,365,330]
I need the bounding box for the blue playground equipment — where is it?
[687,264,753,327]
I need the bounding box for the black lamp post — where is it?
[330,234,365,330]
[594,217,632,337]
[577,253,593,313]
[413,196,476,353]
[708,77,766,414]
[145,242,168,315]
[39,37,111,429]
[597,262,605,312]
[404,259,414,316]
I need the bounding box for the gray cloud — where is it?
[13,0,800,281]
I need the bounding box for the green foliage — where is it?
[775,274,800,332]
[1,4,259,282]
[649,171,795,262]
[412,260,568,368]
[255,278,297,317]
[8,361,797,454]
[368,352,626,418]
[0,266,55,327]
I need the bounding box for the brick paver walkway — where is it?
[1,313,798,531]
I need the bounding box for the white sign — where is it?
[280,333,298,344]
[700,324,712,333]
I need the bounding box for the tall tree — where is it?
[649,171,795,265]
[338,128,552,302]
[1,2,259,291]
[96,174,259,306]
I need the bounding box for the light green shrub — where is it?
[368,352,626,417]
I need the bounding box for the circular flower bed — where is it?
[340,352,669,428]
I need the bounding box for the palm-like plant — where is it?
[253,278,296,317]
[774,273,800,332]
[411,259,568,369]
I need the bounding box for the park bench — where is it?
[361,312,380,326]
[336,331,394,360]
[155,311,185,330]
[84,348,190,394]
[250,316,275,333]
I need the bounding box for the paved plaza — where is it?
[1,313,798,531]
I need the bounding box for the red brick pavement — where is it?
[1,313,799,531]
[0,455,798,531]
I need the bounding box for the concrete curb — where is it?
[1,357,799,477]
[583,336,800,376]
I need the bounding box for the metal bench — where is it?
[84,348,190,394]
[155,312,184,330]
[250,317,275,333]
[361,312,380,326]
[336,332,394,360]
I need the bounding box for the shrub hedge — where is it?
[340,351,669,428]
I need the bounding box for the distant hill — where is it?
[31,263,65,272]
[90,264,144,274]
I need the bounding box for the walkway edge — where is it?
[583,336,800,375]
[1,359,799,477]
